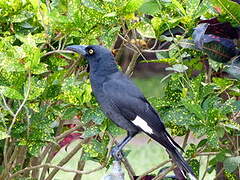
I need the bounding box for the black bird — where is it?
[66,45,196,180]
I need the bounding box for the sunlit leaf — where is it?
[0,131,9,140]
[224,156,240,172]
[139,0,162,15]
[166,64,188,72]
[0,86,23,100]
[210,0,240,26]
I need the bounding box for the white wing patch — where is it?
[132,116,153,134]
[166,134,177,149]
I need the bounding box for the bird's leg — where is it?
[111,135,133,161]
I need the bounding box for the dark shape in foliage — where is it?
[53,132,82,156]
[59,132,82,149]
[133,175,155,180]
[231,0,240,4]
[192,23,237,63]
[163,26,185,37]
[193,23,209,49]
[199,18,239,39]
[158,166,179,180]
[202,34,237,63]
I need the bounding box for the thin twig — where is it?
[45,137,92,180]
[182,130,190,150]
[123,43,138,53]
[8,71,31,133]
[0,93,14,116]
[125,52,140,76]
[122,157,136,180]
[149,39,158,50]
[39,145,51,163]
[153,165,176,180]
[39,123,83,180]
[7,146,19,170]
[118,33,146,60]
[43,50,74,57]
[73,151,86,180]
[142,47,176,53]
[136,160,171,180]
[197,152,219,156]
[214,168,224,180]
[55,124,83,141]
[224,128,237,150]
[9,162,108,179]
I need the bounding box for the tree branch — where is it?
[121,157,136,180]
[73,151,86,180]
[9,162,108,180]
[136,160,171,180]
[153,164,176,180]
[0,93,14,117]
[55,123,83,141]
[125,52,140,77]
[43,50,74,57]
[45,138,91,180]
[8,71,31,133]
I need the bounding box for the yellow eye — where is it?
[88,49,94,55]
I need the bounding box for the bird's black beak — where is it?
[65,45,88,56]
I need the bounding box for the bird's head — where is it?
[65,45,118,74]
[65,45,113,61]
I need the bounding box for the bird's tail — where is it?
[168,148,196,180]
[149,132,197,180]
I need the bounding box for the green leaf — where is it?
[166,64,188,73]
[139,0,162,15]
[32,63,48,74]
[63,107,79,120]
[151,17,180,37]
[208,59,223,72]
[27,77,45,100]
[82,0,105,13]
[123,0,144,14]
[0,60,25,72]
[140,58,176,64]
[212,77,234,91]
[172,0,186,15]
[136,22,155,38]
[0,86,23,100]
[0,131,9,140]
[202,36,236,63]
[222,121,240,131]
[225,56,240,80]
[178,39,198,50]
[210,0,240,26]
[162,107,199,127]
[29,0,39,9]
[197,139,208,149]
[224,156,240,172]
[83,126,100,138]
[181,98,205,120]
[188,159,200,178]
[50,56,69,67]
[81,107,106,125]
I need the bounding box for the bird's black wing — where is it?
[102,73,163,130]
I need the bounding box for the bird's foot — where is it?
[111,146,124,161]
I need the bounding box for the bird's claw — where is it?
[111,146,124,161]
